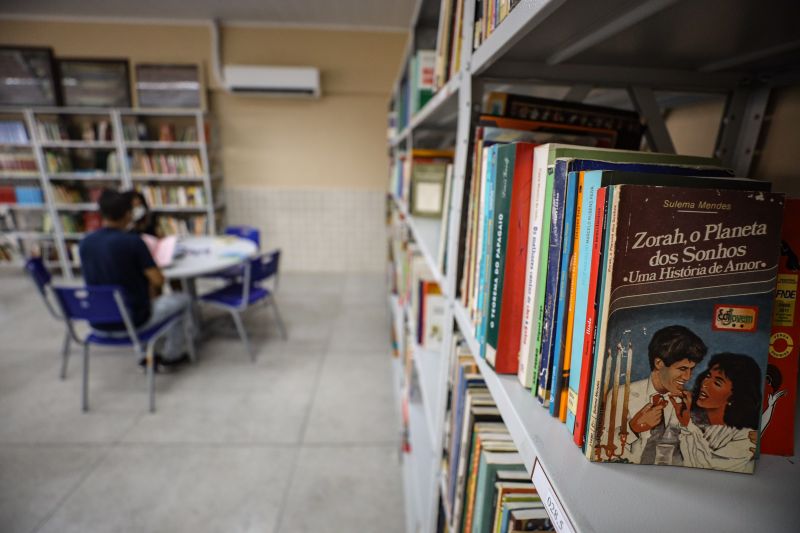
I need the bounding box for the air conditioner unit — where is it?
[223,65,321,98]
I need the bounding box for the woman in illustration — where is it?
[669,352,761,473]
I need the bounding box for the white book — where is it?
[517,144,550,388]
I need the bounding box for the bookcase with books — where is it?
[0,106,223,277]
[386,1,799,532]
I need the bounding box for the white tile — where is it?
[37,446,296,533]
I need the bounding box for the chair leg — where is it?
[146,344,157,413]
[81,343,90,412]
[270,296,288,341]
[184,309,197,363]
[60,330,71,380]
[229,310,254,361]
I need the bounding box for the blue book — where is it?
[537,160,570,406]
[477,144,499,357]
[564,161,747,433]
[547,170,579,415]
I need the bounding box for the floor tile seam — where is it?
[271,296,339,533]
[29,443,114,533]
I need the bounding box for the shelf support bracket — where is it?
[714,85,771,176]
[627,86,675,153]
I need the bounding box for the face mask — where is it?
[132,206,147,221]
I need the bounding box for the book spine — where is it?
[495,143,534,374]
[573,185,608,447]
[537,162,569,404]
[485,145,515,367]
[565,171,603,432]
[548,171,578,416]
[583,186,620,460]
[529,170,555,396]
[517,153,547,388]
[478,147,498,353]
[468,143,487,322]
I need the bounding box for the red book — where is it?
[83,212,102,232]
[573,186,607,447]
[761,198,800,456]
[493,142,535,374]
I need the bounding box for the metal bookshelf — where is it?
[0,106,224,277]
[387,1,800,532]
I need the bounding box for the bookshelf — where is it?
[387,1,800,532]
[0,106,223,277]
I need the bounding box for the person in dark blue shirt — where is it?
[79,189,190,366]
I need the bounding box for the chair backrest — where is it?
[24,257,51,296]
[52,285,127,325]
[225,225,260,249]
[250,250,280,284]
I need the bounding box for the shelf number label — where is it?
[532,458,575,533]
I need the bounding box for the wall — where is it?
[665,87,800,196]
[0,18,407,271]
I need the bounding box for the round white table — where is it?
[163,235,258,280]
[162,236,259,337]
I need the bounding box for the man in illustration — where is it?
[598,325,707,464]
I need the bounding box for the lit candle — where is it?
[605,342,623,458]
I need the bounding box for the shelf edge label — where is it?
[532,457,576,533]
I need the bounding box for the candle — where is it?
[605,342,623,457]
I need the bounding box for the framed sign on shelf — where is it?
[134,63,205,109]
[58,58,132,107]
[0,46,60,106]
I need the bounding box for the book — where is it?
[462,434,516,532]
[490,482,538,533]
[584,185,783,474]
[490,143,535,374]
[507,507,553,532]
[471,451,525,533]
[571,170,772,445]
[761,198,800,456]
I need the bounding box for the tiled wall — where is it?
[225,187,386,272]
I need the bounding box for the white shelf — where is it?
[39,140,116,149]
[149,205,207,213]
[0,141,33,148]
[130,174,207,181]
[453,301,800,533]
[2,204,46,211]
[54,203,98,211]
[392,195,446,292]
[48,173,122,181]
[9,231,54,240]
[62,232,86,240]
[0,173,39,180]
[125,141,202,149]
[389,72,461,148]
[406,397,437,533]
[413,342,441,451]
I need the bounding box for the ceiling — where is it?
[0,0,416,30]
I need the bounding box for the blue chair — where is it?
[51,285,195,413]
[24,257,72,380]
[200,250,287,359]
[225,225,260,249]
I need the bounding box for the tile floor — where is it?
[0,271,404,533]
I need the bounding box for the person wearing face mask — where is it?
[125,190,158,237]
[79,189,191,371]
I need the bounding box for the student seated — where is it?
[79,189,191,370]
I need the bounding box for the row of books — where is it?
[390,215,447,353]
[0,209,45,232]
[44,151,119,174]
[136,185,206,207]
[433,0,467,90]
[129,152,204,176]
[458,136,798,472]
[0,120,29,143]
[397,50,437,132]
[51,184,103,205]
[473,1,520,50]
[157,214,206,236]
[122,121,198,143]
[0,186,44,205]
[441,334,553,532]
[42,212,101,234]
[37,119,114,142]
[0,153,37,173]
[391,149,454,217]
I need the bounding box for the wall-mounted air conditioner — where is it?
[223,65,321,98]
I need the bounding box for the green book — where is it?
[471,451,524,533]
[485,143,516,368]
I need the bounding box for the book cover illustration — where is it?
[588,186,784,474]
[761,197,800,456]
